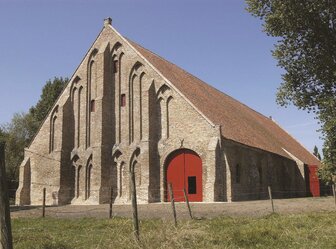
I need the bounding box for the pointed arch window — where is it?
[49,107,58,153]
[156,84,173,140]
[78,87,83,147]
[87,49,98,148]
[72,87,78,148]
[51,116,57,152]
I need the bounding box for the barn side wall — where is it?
[223,139,307,201]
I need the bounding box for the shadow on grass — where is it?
[10,205,41,212]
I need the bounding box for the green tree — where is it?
[1,77,67,193]
[29,77,68,136]
[246,0,336,184]
[0,127,5,142]
[313,145,322,161]
[1,113,31,191]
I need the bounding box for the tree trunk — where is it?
[0,142,13,249]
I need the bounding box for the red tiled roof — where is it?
[127,39,320,166]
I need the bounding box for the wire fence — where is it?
[7,169,336,229]
[4,181,335,246]
[9,184,336,219]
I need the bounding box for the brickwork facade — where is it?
[16,19,314,205]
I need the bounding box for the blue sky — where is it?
[0,0,323,153]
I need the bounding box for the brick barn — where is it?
[16,18,320,205]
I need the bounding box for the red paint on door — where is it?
[308,165,320,197]
[166,152,184,202]
[166,150,202,202]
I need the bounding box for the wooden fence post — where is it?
[183,188,193,219]
[332,184,336,207]
[42,188,46,218]
[168,183,177,227]
[0,142,13,249]
[268,186,275,213]
[130,169,139,240]
[109,187,113,219]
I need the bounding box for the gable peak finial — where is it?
[104,17,112,27]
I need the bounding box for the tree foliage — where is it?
[1,113,31,188]
[1,77,67,191]
[313,145,322,161]
[246,0,336,183]
[28,77,68,136]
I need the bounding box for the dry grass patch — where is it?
[12,212,336,249]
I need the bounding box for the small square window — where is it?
[90,100,95,112]
[113,60,118,73]
[188,176,197,194]
[121,94,126,107]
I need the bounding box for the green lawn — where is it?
[12,212,336,249]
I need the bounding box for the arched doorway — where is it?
[166,149,202,202]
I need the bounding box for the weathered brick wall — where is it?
[224,139,307,201]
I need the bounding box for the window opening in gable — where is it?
[121,94,126,107]
[90,100,95,112]
[113,60,118,73]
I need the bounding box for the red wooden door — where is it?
[308,165,320,197]
[166,150,202,202]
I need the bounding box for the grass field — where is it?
[12,212,336,249]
